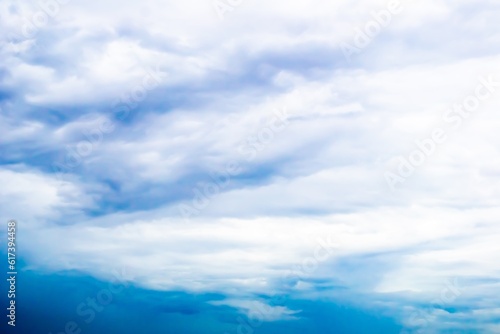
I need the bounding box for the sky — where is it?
[1,0,500,333]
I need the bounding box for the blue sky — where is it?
[2,0,500,333]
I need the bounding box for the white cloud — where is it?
[3,0,500,331]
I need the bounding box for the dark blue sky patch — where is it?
[0,267,404,334]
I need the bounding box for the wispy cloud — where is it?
[2,0,500,332]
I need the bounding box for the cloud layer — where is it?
[2,0,500,332]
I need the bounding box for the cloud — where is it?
[3,0,500,332]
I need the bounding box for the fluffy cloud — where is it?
[2,0,500,332]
